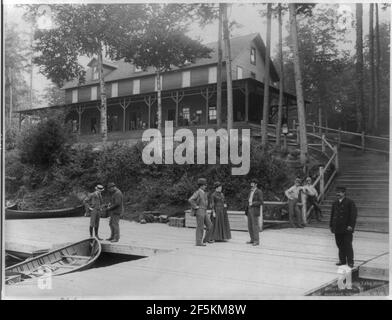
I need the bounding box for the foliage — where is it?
[17,115,73,168]
[28,3,146,86]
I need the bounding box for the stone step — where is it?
[321,200,389,208]
[336,179,389,183]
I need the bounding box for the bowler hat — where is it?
[214,181,222,189]
[250,178,258,185]
[197,178,207,186]
[107,182,116,188]
[336,186,346,192]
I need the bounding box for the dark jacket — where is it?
[330,197,357,234]
[245,188,264,217]
[188,189,208,215]
[107,188,124,215]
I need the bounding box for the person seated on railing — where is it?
[302,177,322,222]
[285,177,305,228]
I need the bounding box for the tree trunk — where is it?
[9,67,13,125]
[156,70,162,130]
[289,3,308,164]
[261,3,272,148]
[368,3,375,134]
[217,3,223,128]
[98,46,108,143]
[223,3,233,130]
[30,28,34,109]
[275,4,284,149]
[355,4,364,132]
[374,3,380,135]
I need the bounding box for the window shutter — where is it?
[133,79,140,95]
[72,89,78,103]
[91,86,97,100]
[182,71,191,88]
[112,82,118,97]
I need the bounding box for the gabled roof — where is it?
[87,58,118,69]
[62,33,279,89]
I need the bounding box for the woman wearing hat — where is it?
[210,182,231,242]
[84,184,104,240]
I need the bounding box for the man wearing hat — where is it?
[106,182,124,243]
[84,184,104,240]
[245,178,264,246]
[188,178,212,246]
[330,186,357,268]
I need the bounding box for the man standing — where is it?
[245,178,263,246]
[330,186,357,268]
[106,182,124,243]
[189,178,212,246]
[285,177,305,228]
[84,184,104,240]
[303,176,322,222]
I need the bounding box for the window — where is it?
[155,75,163,91]
[72,89,78,103]
[250,72,256,79]
[237,66,243,80]
[92,66,99,80]
[134,65,142,72]
[133,79,140,94]
[91,86,97,100]
[111,82,118,97]
[209,107,217,121]
[208,66,217,84]
[182,107,190,120]
[182,71,191,88]
[250,47,256,65]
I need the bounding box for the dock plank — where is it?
[4,217,389,298]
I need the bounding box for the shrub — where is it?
[17,117,73,168]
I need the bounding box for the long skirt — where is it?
[210,207,231,241]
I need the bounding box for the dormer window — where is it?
[92,66,99,80]
[250,47,256,65]
[134,65,142,73]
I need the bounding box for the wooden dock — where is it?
[4,217,389,299]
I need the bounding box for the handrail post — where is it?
[319,166,325,201]
[321,134,326,153]
[301,191,307,224]
[296,126,300,145]
[312,122,316,134]
[361,131,365,152]
[293,119,296,131]
[338,127,341,149]
[333,146,339,173]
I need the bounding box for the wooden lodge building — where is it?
[18,33,305,139]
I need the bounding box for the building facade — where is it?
[18,33,302,137]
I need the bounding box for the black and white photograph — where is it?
[1,0,390,300]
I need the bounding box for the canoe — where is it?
[5,205,85,220]
[5,238,102,285]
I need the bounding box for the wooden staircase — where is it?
[310,147,389,233]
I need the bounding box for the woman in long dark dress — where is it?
[210,182,231,241]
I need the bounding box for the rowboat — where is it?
[5,238,102,285]
[5,205,85,220]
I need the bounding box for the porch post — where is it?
[148,97,151,128]
[175,91,179,127]
[245,81,249,122]
[205,87,209,125]
[120,99,130,132]
[77,106,83,135]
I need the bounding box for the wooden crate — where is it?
[168,217,185,228]
[185,210,263,231]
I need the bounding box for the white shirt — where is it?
[285,185,302,200]
[303,184,318,197]
[248,188,256,206]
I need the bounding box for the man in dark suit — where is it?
[106,182,124,243]
[189,178,213,246]
[330,186,357,268]
[245,178,264,246]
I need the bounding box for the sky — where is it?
[3,1,391,107]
